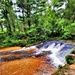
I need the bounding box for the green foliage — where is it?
[58,65,63,69]
[0,32,7,45]
[71,50,75,54]
[12,32,26,39]
[62,22,75,39]
[0,0,75,47]
[2,36,27,47]
[66,54,75,64]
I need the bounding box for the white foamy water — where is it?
[35,43,55,55]
[35,43,66,67]
[49,54,64,67]
[47,43,65,67]
[35,41,74,68]
[49,43,65,53]
[11,46,38,52]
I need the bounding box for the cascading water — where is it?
[2,40,74,68]
[35,41,74,68]
[11,40,74,68]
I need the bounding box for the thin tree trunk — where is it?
[0,21,3,32]
[12,19,16,32]
[13,24,16,32]
[27,0,31,27]
[28,19,31,27]
[22,9,26,31]
[3,9,12,35]
[7,18,12,35]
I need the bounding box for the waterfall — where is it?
[11,40,74,68]
[47,43,65,67]
[35,41,74,68]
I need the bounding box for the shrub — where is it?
[58,65,63,69]
[0,32,7,45]
[62,22,75,39]
[2,36,27,47]
[12,32,26,39]
[66,54,75,64]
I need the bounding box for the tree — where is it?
[50,0,75,38]
[0,0,17,35]
[17,0,46,27]
[64,0,75,21]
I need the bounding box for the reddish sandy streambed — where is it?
[0,47,56,75]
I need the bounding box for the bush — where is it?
[12,32,26,39]
[71,50,75,54]
[0,32,7,46]
[58,65,63,69]
[66,54,75,64]
[62,22,75,39]
[2,36,27,47]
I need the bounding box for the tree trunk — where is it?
[12,24,16,32]
[12,18,16,32]
[7,18,12,35]
[0,22,3,32]
[22,9,26,31]
[3,9,12,35]
[27,0,31,27]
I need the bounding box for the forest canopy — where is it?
[0,0,75,47]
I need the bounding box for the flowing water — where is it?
[35,40,74,68]
[0,40,74,75]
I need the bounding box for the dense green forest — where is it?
[0,0,75,47]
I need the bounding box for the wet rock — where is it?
[35,51,52,57]
[0,49,52,62]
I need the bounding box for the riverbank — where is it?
[52,64,75,75]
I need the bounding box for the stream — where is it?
[0,40,74,75]
[35,40,74,67]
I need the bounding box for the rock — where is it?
[69,64,75,69]
[35,51,52,57]
[0,48,51,62]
